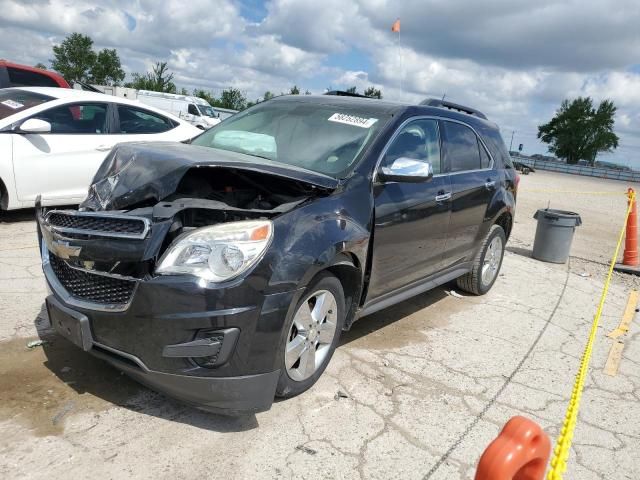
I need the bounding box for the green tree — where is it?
[126,62,176,93]
[51,33,125,85]
[263,91,275,101]
[364,86,382,99]
[538,97,619,165]
[34,62,48,70]
[304,89,312,95]
[219,88,247,110]
[289,85,300,95]
[345,86,357,94]
[90,48,125,86]
[51,33,96,83]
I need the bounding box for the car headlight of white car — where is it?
[156,220,273,282]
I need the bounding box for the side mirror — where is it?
[17,118,52,134]
[379,157,434,183]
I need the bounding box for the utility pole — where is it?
[509,130,515,151]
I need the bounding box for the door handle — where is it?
[435,192,452,202]
[95,145,113,152]
[485,180,496,189]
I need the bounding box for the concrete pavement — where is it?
[1,171,639,479]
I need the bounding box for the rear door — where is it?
[367,118,452,300]
[12,101,112,204]
[440,120,499,264]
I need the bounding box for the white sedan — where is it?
[0,87,202,210]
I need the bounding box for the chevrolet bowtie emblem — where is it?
[51,240,81,259]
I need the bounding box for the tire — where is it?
[276,272,345,398]
[456,224,506,295]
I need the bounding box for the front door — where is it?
[440,120,499,264]
[12,102,111,204]
[367,118,452,300]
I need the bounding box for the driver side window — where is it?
[383,119,441,174]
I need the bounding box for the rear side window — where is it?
[442,121,482,172]
[32,103,108,133]
[117,105,175,134]
[481,127,513,169]
[8,67,59,87]
[442,121,493,172]
[479,140,492,169]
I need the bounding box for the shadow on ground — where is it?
[340,286,451,347]
[0,307,258,436]
[506,245,532,258]
[0,208,36,223]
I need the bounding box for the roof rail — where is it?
[324,90,370,98]
[420,98,487,120]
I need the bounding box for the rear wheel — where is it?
[456,224,506,295]
[276,272,345,398]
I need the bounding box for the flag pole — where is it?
[392,18,402,97]
[398,26,403,96]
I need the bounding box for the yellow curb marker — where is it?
[547,190,635,480]
[607,289,638,339]
[603,341,625,377]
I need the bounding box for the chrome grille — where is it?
[49,254,136,306]
[45,211,149,239]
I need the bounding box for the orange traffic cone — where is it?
[615,188,640,275]
[623,188,638,266]
[475,416,551,480]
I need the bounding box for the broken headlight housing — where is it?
[156,220,273,282]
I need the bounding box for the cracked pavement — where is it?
[1,171,639,479]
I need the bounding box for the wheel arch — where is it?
[325,252,364,330]
[0,177,8,210]
[494,210,513,239]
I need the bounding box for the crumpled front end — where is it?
[34,147,339,412]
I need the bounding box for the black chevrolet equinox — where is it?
[37,95,518,414]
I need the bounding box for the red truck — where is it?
[0,60,70,89]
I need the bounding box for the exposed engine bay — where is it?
[154,167,320,246]
[169,167,315,216]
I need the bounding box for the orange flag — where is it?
[391,18,400,33]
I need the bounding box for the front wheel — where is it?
[276,272,345,398]
[456,224,506,295]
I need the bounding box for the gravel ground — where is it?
[1,170,639,479]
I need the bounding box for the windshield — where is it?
[199,105,217,118]
[0,89,53,121]
[191,101,387,177]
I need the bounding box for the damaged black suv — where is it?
[37,95,517,414]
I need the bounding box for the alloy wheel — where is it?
[285,289,338,382]
[481,235,503,286]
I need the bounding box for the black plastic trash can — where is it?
[532,209,582,263]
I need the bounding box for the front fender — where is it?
[269,210,369,291]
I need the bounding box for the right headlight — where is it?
[156,220,273,282]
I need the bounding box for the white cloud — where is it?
[1,0,640,165]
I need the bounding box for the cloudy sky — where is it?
[1,0,640,167]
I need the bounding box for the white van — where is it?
[136,91,221,130]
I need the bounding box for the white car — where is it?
[0,87,202,210]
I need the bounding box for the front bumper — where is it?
[38,208,300,414]
[48,292,280,414]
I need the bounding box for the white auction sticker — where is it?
[328,113,378,128]
[1,99,24,109]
